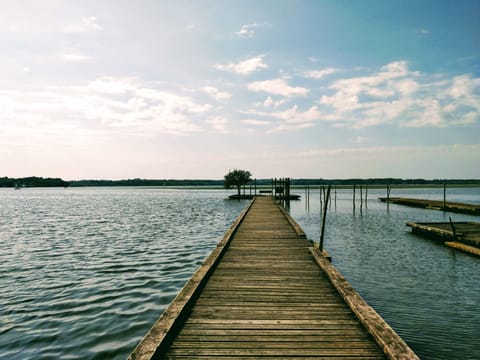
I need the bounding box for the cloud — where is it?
[241,119,271,126]
[304,67,338,79]
[245,105,321,131]
[235,22,271,38]
[317,61,480,128]
[64,16,102,33]
[63,53,93,62]
[261,96,287,108]
[0,77,217,139]
[202,86,232,101]
[416,28,430,37]
[288,144,480,160]
[215,55,268,75]
[248,78,309,97]
[206,116,229,133]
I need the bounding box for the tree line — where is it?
[0,177,69,188]
[1,176,479,188]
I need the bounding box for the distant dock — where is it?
[406,221,480,257]
[130,197,418,359]
[379,197,480,215]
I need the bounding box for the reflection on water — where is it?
[289,187,480,360]
[0,188,248,360]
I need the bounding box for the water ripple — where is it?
[0,188,247,360]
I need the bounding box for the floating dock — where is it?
[379,197,480,215]
[406,221,480,257]
[130,197,418,359]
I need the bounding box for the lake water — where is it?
[289,186,480,360]
[1,186,479,359]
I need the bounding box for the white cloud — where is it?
[262,96,286,108]
[235,22,271,38]
[206,116,229,133]
[0,77,217,139]
[248,78,309,97]
[202,86,232,101]
[63,53,93,62]
[350,136,369,144]
[241,119,271,126]
[317,61,480,128]
[235,24,256,38]
[416,28,430,37]
[304,67,338,79]
[245,105,322,132]
[215,55,268,75]
[64,16,102,33]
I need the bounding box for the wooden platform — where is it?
[130,197,418,359]
[379,197,480,215]
[406,221,480,256]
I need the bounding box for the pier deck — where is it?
[130,197,417,359]
[379,197,480,215]
[406,221,480,256]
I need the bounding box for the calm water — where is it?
[0,188,248,359]
[289,186,480,360]
[1,187,479,359]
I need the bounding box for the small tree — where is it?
[224,169,252,196]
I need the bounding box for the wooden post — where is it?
[307,184,310,209]
[319,186,323,212]
[334,185,337,207]
[255,178,257,197]
[365,184,368,208]
[443,182,447,211]
[286,178,290,200]
[319,185,331,252]
[360,185,363,209]
[274,178,277,200]
[449,216,457,241]
[353,185,356,210]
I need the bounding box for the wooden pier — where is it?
[406,221,480,257]
[130,197,418,359]
[379,197,480,215]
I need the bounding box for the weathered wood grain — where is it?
[130,196,417,359]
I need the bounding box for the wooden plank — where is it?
[127,199,255,360]
[130,196,417,359]
[310,247,420,360]
[406,221,480,253]
[380,197,480,215]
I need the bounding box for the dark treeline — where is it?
[1,176,479,188]
[0,177,69,188]
[69,179,223,187]
[289,178,480,186]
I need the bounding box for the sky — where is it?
[1,0,479,180]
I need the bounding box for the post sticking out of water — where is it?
[443,182,447,211]
[319,186,323,213]
[334,185,337,208]
[449,216,457,241]
[319,185,331,252]
[365,184,368,208]
[360,185,363,209]
[353,185,356,210]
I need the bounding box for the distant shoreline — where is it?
[1,176,480,188]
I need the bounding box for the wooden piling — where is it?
[319,185,331,252]
[353,185,356,210]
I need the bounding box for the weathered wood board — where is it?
[130,197,418,359]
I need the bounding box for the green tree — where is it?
[224,169,252,196]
